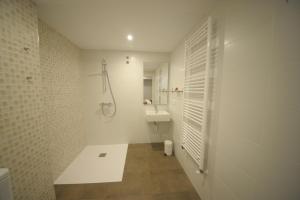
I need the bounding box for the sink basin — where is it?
[145,110,171,122]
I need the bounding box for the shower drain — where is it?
[98,153,107,157]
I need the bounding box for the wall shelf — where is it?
[159,89,184,93]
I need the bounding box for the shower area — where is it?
[49,48,173,185]
[40,24,135,185]
[54,55,141,184]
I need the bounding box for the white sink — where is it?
[145,110,171,122]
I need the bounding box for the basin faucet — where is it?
[154,104,158,113]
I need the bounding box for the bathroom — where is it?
[0,0,299,200]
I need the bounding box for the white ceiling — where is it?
[33,0,214,52]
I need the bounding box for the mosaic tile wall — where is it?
[38,20,86,181]
[0,0,55,199]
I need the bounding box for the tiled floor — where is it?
[55,143,201,200]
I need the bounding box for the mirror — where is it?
[143,62,169,105]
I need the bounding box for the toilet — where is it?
[0,169,14,200]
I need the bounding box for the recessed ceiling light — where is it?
[127,34,133,41]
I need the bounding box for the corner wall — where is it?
[38,20,87,181]
[0,1,55,199]
[211,1,300,199]
[170,1,300,200]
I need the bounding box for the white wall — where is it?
[169,1,300,200]
[211,1,300,200]
[81,50,171,144]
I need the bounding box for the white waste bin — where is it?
[164,140,173,156]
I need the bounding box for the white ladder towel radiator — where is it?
[182,17,214,172]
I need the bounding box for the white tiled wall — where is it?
[81,50,171,145]
[170,1,300,200]
[0,0,55,199]
[212,1,300,200]
[38,20,87,181]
